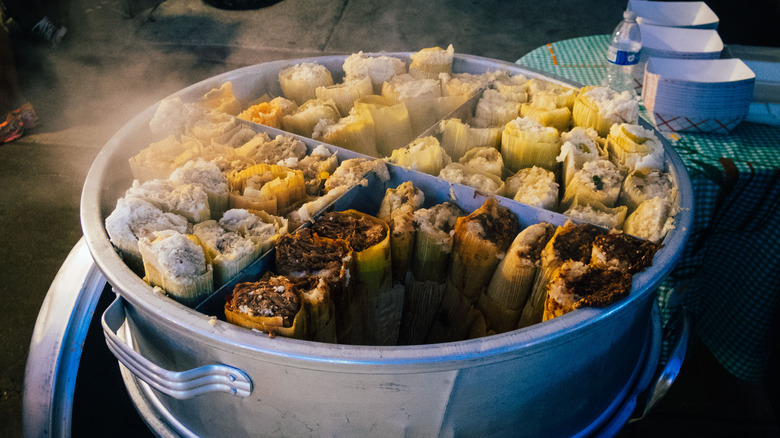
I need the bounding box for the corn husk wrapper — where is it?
[438,163,506,195]
[501,117,561,173]
[440,71,497,98]
[129,135,200,182]
[138,232,214,308]
[479,223,555,333]
[426,281,487,344]
[354,95,414,158]
[457,146,504,178]
[168,158,230,220]
[620,170,677,214]
[381,74,462,135]
[198,81,242,116]
[542,261,633,321]
[439,118,503,162]
[296,275,338,343]
[124,179,211,224]
[282,99,340,138]
[315,75,373,117]
[105,197,190,275]
[561,159,624,210]
[286,186,348,231]
[278,63,335,105]
[314,109,379,158]
[312,210,397,345]
[533,86,578,110]
[192,220,259,288]
[342,51,407,94]
[229,164,307,216]
[238,101,283,128]
[224,277,308,339]
[378,181,425,282]
[606,123,665,173]
[563,197,628,230]
[521,101,572,133]
[504,166,559,211]
[492,76,530,103]
[474,89,521,127]
[386,136,453,176]
[219,208,288,256]
[572,86,639,137]
[398,274,446,345]
[557,127,606,188]
[409,44,455,80]
[623,196,676,244]
[448,198,519,302]
[411,202,464,283]
[518,221,605,328]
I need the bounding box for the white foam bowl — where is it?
[629,0,719,29]
[639,24,723,60]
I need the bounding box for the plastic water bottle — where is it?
[603,10,642,95]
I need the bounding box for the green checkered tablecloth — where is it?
[518,35,780,382]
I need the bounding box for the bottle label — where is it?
[607,46,640,66]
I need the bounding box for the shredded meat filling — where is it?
[229,276,300,326]
[275,228,350,274]
[311,211,387,252]
[592,233,659,274]
[572,267,633,308]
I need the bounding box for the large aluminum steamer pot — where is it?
[81,54,693,437]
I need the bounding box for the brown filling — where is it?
[554,223,606,263]
[572,267,633,308]
[275,228,351,274]
[593,233,660,274]
[468,201,519,251]
[516,224,555,263]
[311,211,387,252]
[228,275,300,326]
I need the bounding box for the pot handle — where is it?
[630,306,692,422]
[101,294,253,400]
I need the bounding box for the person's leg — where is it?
[0,24,22,112]
[2,0,66,46]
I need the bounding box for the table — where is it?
[518,35,780,382]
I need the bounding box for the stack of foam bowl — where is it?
[642,57,756,134]
[632,24,724,92]
[628,0,719,29]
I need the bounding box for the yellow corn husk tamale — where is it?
[377,181,425,282]
[409,44,455,80]
[342,51,407,94]
[281,98,341,138]
[218,208,288,256]
[448,197,519,302]
[517,220,606,328]
[474,89,521,128]
[500,116,562,173]
[572,86,639,137]
[313,108,379,158]
[198,81,242,116]
[557,127,606,188]
[293,275,338,343]
[563,197,628,230]
[237,101,283,128]
[619,169,677,214]
[138,231,214,308]
[193,220,260,288]
[457,146,504,178]
[542,261,632,321]
[560,159,624,210]
[315,75,373,116]
[386,136,453,176]
[229,164,307,216]
[381,73,449,135]
[225,274,308,339]
[438,163,506,196]
[312,210,398,345]
[533,85,578,111]
[491,73,531,103]
[503,166,559,211]
[274,228,361,344]
[439,118,503,162]
[605,123,665,173]
[169,158,230,220]
[623,196,676,244]
[478,222,555,333]
[129,135,199,182]
[124,179,211,224]
[397,274,446,345]
[411,202,465,283]
[353,95,414,158]
[278,62,335,105]
[520,100,572,134]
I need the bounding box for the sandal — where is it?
[0,111,24,144]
